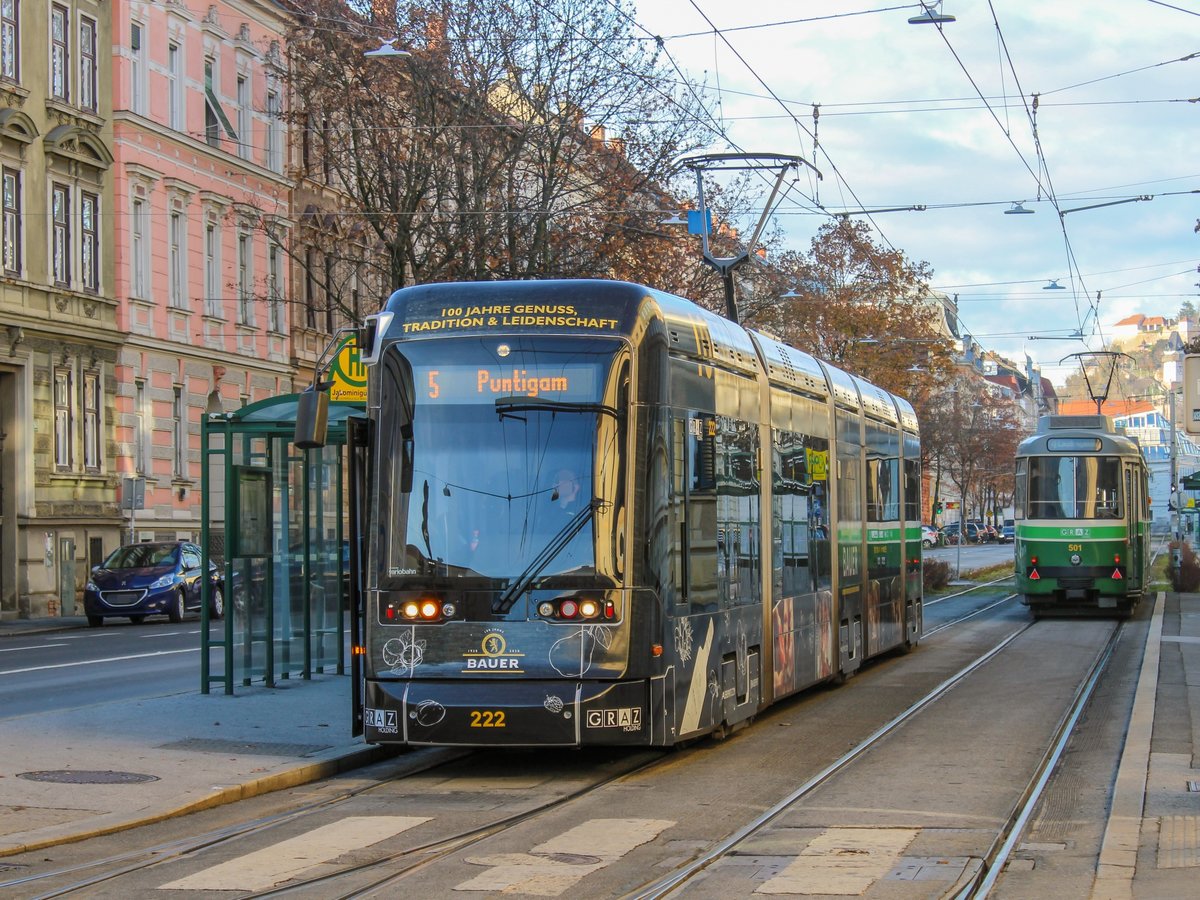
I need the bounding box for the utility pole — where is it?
[1170,386,1182,582]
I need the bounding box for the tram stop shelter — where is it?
[199,395,361,694]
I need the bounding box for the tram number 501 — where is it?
[469,710,506,728]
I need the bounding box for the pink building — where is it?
[110,0,294,542]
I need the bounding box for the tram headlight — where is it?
[578,599,600,619]
[442,602,457,618]
[419,599,440,619]
[402,601,421,619]
[537,601,555,617]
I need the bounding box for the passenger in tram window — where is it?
[553,468,583,514]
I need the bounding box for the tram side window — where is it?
[1014,459,1027,519]
[903,434,920,523]
[672,412,718,611]
[717,419,759,607]
[775,428,831,596]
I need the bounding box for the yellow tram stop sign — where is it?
[328,335,367,402]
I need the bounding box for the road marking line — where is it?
[457,818,675,895]
[0,648,197,676]
[158,816,429,891]
[0,643,68,653]
[756,827,919,895]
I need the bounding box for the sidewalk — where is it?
[0,616,389,857]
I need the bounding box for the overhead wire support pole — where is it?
[678,152,821,325]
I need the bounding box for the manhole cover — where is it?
[16,770,160,785]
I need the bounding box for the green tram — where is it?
[1014,415,1151,617]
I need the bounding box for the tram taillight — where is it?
[536,596,616,621]
[1114,553,1121,564]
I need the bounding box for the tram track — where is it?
[0,748,473,899]
[7,591,1058,899]
[624,616,1125,899]
[5,746,670,900]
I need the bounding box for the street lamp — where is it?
[1004,202,1034,215]
[364,39,410,59]
[908,2,956,24]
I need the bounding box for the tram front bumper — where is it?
[364,678,658,747]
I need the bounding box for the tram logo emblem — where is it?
[462,629,525,672]
[364,707,399,734]
[586,708,642,730]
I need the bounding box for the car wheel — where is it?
[87,614,103,628]
[129,615,146,624]
[922,539,933,548]
[210,586,225,621]
[168,589,186,623]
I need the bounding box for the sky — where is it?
[627,0,1199,388]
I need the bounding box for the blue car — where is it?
[84,541,225,627]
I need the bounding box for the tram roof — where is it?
[1017,414,1143,457]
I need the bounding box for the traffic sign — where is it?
[328,335,367,402]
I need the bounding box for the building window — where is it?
[51,183,70,286]
[204,218,220,317]
[172,385,185,478]
[130,21,146,115]
[236,75,250,160]
[268,242,284,332]
[304,248,316,328]
[167,42,182,129]
[2,166,19,275]
[0,0,18,82]
[168,209,184,307]
[83,370,101,471]
[80,191,98,292]
[265,89,282,173]
[324,254,335,332]
[50,4,68,101]
[130,196,147,299]
[237,232,252,324]
[54,367,73,470]
[204,58,237,148]
[79,16,96,112]
[135,379,148,475]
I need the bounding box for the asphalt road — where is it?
[0,619,222,719]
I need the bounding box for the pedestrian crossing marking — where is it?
[756,827,919,895]
[456,817,675,895]
[157,816,429,891]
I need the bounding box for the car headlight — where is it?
[85,581,97,592]
[149,574,176,589]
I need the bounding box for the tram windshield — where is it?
[376,335,625,591]
[1025,455,1122,519]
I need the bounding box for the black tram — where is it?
[343,280,922,747]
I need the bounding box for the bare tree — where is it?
[266,0,713,326]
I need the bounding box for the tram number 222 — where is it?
[469,710,507,728]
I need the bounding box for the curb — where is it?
[0,744,395,858]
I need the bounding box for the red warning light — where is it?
[1029,569,1040,580]
[1112,568,1123,580]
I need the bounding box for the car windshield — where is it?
[377,335,627,591]
[103,544,179,569]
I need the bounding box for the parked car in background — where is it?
[83,541,225,627]
[1000,523,1015,543]
[921,524,941,548]
[943,521,987,545]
